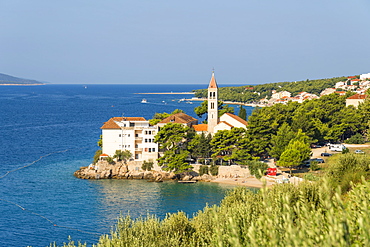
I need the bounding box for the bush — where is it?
[93,149,102,164]
[142,160,154,171]
[303,173,319,181]
[209,164,219,176]
[106,156,115,165]
[246,160,268,179]
[199,165,209,176]
[345,133,365,144]
[310,161,320,171]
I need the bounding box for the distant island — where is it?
[0,73,45,85]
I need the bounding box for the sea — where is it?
[0,84,255,247]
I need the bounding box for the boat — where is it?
[141,99,147,103]
[178,180,197,183]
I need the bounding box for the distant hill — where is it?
[0,73,44,85]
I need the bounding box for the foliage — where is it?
[245,160,268,179]
[93,149,102,164]
[310,161,320,171]
[187,132,212,159]
[113,149,132,164]
[325,153,370,193]
[303,173,319,181]
[277,149,301,174]
[209,165,219,176]
[345,133,365,144]
[141,160,154,171]
[199,165,209,176]
[97,135,103,148]
[238,105,247,120]
[158,150,192,174]
[106,156,115,165]
[210,128,251,164]
[154,123,190,151]
[269,123,295,160]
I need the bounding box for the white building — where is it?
[101,117,158,162]
[360,73,370,80]
[271,91,291,99]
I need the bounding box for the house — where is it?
[346,94,367,108]
[271,91,291,99]
[193,124,208,134]
[320,88,336,96]
[360,73,370,80]
[100,117,158,162]
[213,113,248,132]
[157,112,198,128]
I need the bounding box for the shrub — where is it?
[209,164,219,176]
[246,160,268,179]
[106,156,115,165]
[310,161,320,171]
[199,165,209,176]
[345,133,365,144]
[303,173,319,181]
[142,160,154,171]
[93,149,102,164]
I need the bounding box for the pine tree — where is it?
[238,105,247,120]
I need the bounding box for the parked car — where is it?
[311,144,322,148]
[355,149,365,154]
[321,153,332,157]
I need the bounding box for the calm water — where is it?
[0,84,254,247]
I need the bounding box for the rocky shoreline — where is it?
[74,160,214,182]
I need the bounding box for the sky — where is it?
[1,0,370,84]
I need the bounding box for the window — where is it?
[145,139,147,143]
[130,123,134,127]
[128,134,130,137]
[119,134,121,137]
[135,154,139,159]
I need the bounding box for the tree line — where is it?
[193,76,349,103]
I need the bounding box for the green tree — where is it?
[210,128,251,165]
[113,149,132,164]
[154,123,193,173]
[238,105,247,120]
[93,149,102,164]
[141,160,154,171]
[246,160,268,179]
[97,135,103,148]
[269,123,295,160]
[187,132,212,161]
[278,149,301,174]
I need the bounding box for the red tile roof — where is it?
[208,72,218,89]
[193,124,208,131]
[348,76,356,78]
[100,153,109,157]
[347,94,367,99]
[101,118,121,129]
[223,113,248,126]
[159,113,197,124]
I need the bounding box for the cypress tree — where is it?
[238,105,247,120]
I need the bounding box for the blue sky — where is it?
[1,0,370,84]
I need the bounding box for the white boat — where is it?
[141,99,147,103]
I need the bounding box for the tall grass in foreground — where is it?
[55,178,370,247]
[53,154,370,246]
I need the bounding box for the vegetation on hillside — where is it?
[193,76,349,102]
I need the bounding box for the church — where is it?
[193,71,248,134]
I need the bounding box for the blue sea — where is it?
[0,84,255,247]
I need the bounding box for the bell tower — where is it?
[207,71,218,133]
